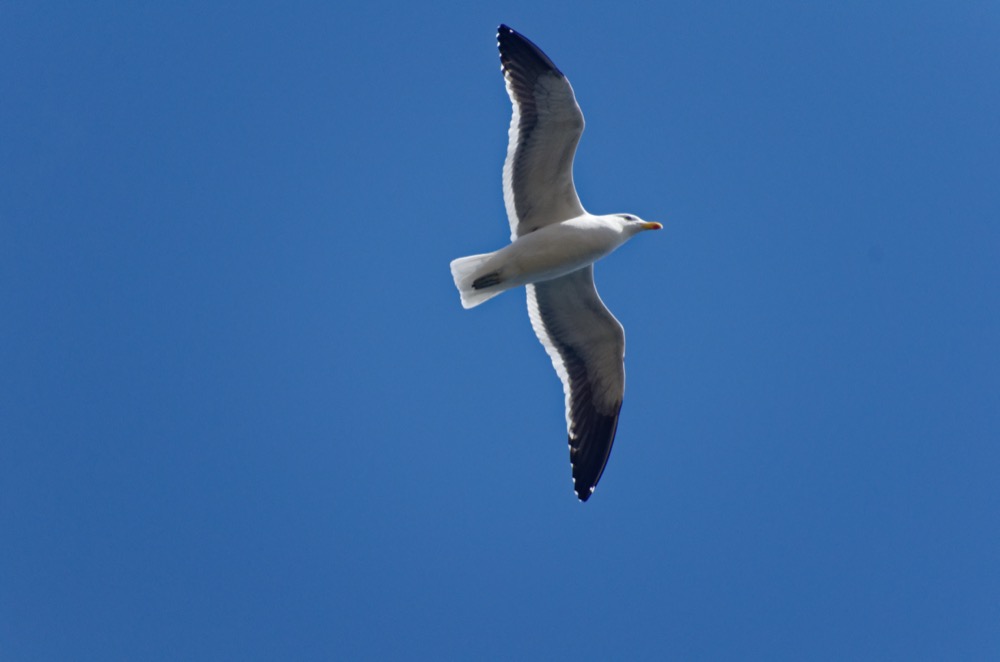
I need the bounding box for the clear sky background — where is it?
[2,2,999,660]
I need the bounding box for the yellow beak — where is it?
[642,222,663,231]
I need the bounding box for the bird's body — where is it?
[451,213,651,309]
[450,25,662,501]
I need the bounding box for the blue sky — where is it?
[2,2,999,659]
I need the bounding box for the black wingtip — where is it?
[497,24,515,46]
[497,24,513,45]
[496,24,565,77]
[568,406,622,503]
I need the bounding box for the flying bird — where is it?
[450,25,662,501]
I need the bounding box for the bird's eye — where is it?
[622,214,636,221]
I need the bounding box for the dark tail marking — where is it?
[472,271,503,290]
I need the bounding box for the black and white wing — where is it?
[498,24,586,240]
[526,267,625,501]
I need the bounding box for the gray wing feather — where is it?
[526,266,625,501]
[499,25,586,240]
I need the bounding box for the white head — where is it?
[615,213,663,236]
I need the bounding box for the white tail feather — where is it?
[450,252,505,309]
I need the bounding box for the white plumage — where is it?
[450,25,662,501]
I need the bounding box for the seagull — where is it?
[450,25,662,501]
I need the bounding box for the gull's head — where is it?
[616,213,663,235]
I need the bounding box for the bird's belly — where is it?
[492,225,619,286]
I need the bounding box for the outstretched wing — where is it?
[526,266,625,501]
[499,25,586,241]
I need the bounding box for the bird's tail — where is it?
[450,252,505,309]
